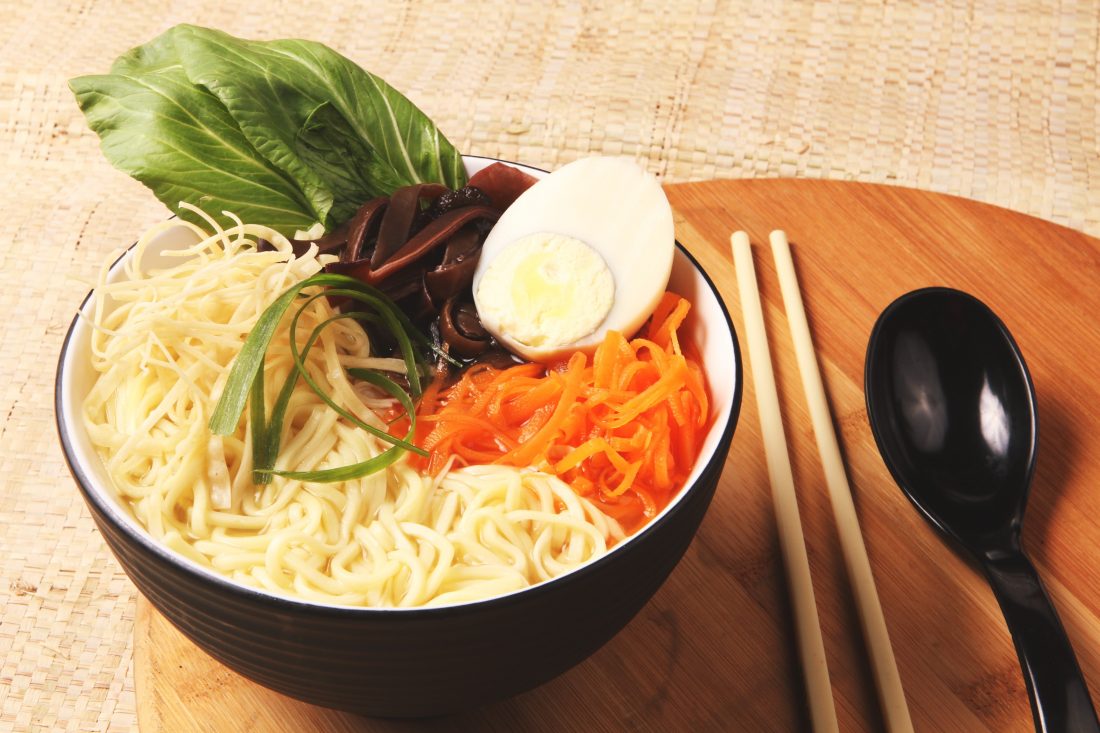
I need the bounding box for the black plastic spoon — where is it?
[864,287,1099,733]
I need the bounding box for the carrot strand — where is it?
[413,293,709,535]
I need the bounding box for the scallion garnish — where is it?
[209,273,430,484]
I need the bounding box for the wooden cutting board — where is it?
[134,179,1100,732]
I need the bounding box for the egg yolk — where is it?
[475,232,614,349]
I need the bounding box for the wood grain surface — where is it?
[134,179,1100,732]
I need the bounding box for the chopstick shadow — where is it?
[683,488,818,733]
[806,413,889,733]
[776,238,888,732]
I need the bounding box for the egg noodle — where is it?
[83,206,623,607]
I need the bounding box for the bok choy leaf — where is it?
[69,24,466,237]
[69,32,322,235]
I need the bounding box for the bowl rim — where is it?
[53,156,743,617]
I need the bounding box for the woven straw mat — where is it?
[1,1,1097,730]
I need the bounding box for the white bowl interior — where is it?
[58,157,738,609]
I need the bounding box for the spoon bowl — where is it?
[865,287,1098,733]
[864,287,1037,555]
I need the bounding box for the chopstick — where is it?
[731,232,838,733]
[768,230,914,733]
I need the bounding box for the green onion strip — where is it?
[208,273,430,484]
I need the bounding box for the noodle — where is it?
[83,211,624,607]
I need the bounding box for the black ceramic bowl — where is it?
[55,157,742,717]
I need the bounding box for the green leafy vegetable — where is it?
[69,34,320,235]
[171,25,466,226]
[69,24,466,236]
[294,102,383,223]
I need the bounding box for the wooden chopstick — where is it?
[731,231,839,733]
[768,230,914,733]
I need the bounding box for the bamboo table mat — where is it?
[1,2,1097,731]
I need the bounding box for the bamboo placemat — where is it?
[1,1,1097,730]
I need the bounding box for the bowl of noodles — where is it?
[55,156,742,716]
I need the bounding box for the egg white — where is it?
[472,156,675,362]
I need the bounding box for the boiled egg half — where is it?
[472,156,675,362]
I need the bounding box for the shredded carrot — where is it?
[411,293,710,535]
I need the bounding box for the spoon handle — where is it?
[982,551,1100,733]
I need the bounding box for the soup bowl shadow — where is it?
[54,157,742,717]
